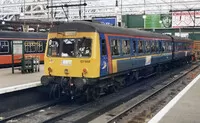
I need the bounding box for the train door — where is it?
[100,33,109,76]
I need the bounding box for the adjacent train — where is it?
[41,21,193,100]
[0,31,47,67]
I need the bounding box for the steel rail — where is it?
[106,64,199,123]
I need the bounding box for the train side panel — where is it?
[173,41,193,60]
[104,34,173,74]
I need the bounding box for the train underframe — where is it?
[41,56,192,101]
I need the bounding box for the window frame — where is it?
[121,39,131,56]
[131,39,137,56]
[138,40,145,55]
[24,41,37,53]
[0,40,9,54]
[110,38,121,57]
[144,40,151,54]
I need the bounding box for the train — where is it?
[193,40,200,60]
[41,21,193,101]
[0,31,47,68]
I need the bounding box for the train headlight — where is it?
[83,68,88,74]
[48,67,52,73]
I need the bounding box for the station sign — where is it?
[13,41,22,55]
[92,17,117,26]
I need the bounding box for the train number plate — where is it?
[62,60,72,66]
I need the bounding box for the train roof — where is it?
[50,21,171,39]
[0,31,47,39]
[50,21,193,42]
[172,35,193,42]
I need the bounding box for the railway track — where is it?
[0,100,61,123]
[90,63,200,123]
[1,63,198,123]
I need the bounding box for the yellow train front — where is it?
[41,21,193,100]
[41,22,102,100]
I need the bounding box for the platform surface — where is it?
[0,65,44,94]
[149,74,200,123]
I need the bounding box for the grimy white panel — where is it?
[0,0,200,21]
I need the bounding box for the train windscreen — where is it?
[47,37,92,58]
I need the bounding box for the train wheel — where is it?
[135,71,139,81]
[84,87,91,102]
[91,87,100,101]
[111,82,120,93]
[156,65,162,76]
[49,84,61,100]
[119,79,126,88]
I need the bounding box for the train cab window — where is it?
[122,40,130,55]
[111,39,120,56]
[77,38,92,57]
[61,39,75,57]
[138,40,144,53]
[61,38,92,57]
[101,39,107,56]
[0,41,9,53]
[145,41,151,54]
[47,38,60,57]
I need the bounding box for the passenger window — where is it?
[25,41,36,53]
[138,40,143,53]
[177,43,182,51]
[160,41,166,52]
[0,41,9,53]
[101,39,107,56]
[122,40,130,55]
[111,39,120,56]
[37,41,43,52]
[155,41,159,52]
[168,42,172,51]
[151,41,158,52]
[145,41,151,54]
[166,42,172,52]
[175,43,178,51]
[132,40,136,53]
[184,43,187,50]
[165,42,169,52]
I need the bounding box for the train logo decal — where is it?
[145,56,152,66]
[102,61,107,70]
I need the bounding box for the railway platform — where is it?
[148,74,200,123]
[0,65,44,94]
